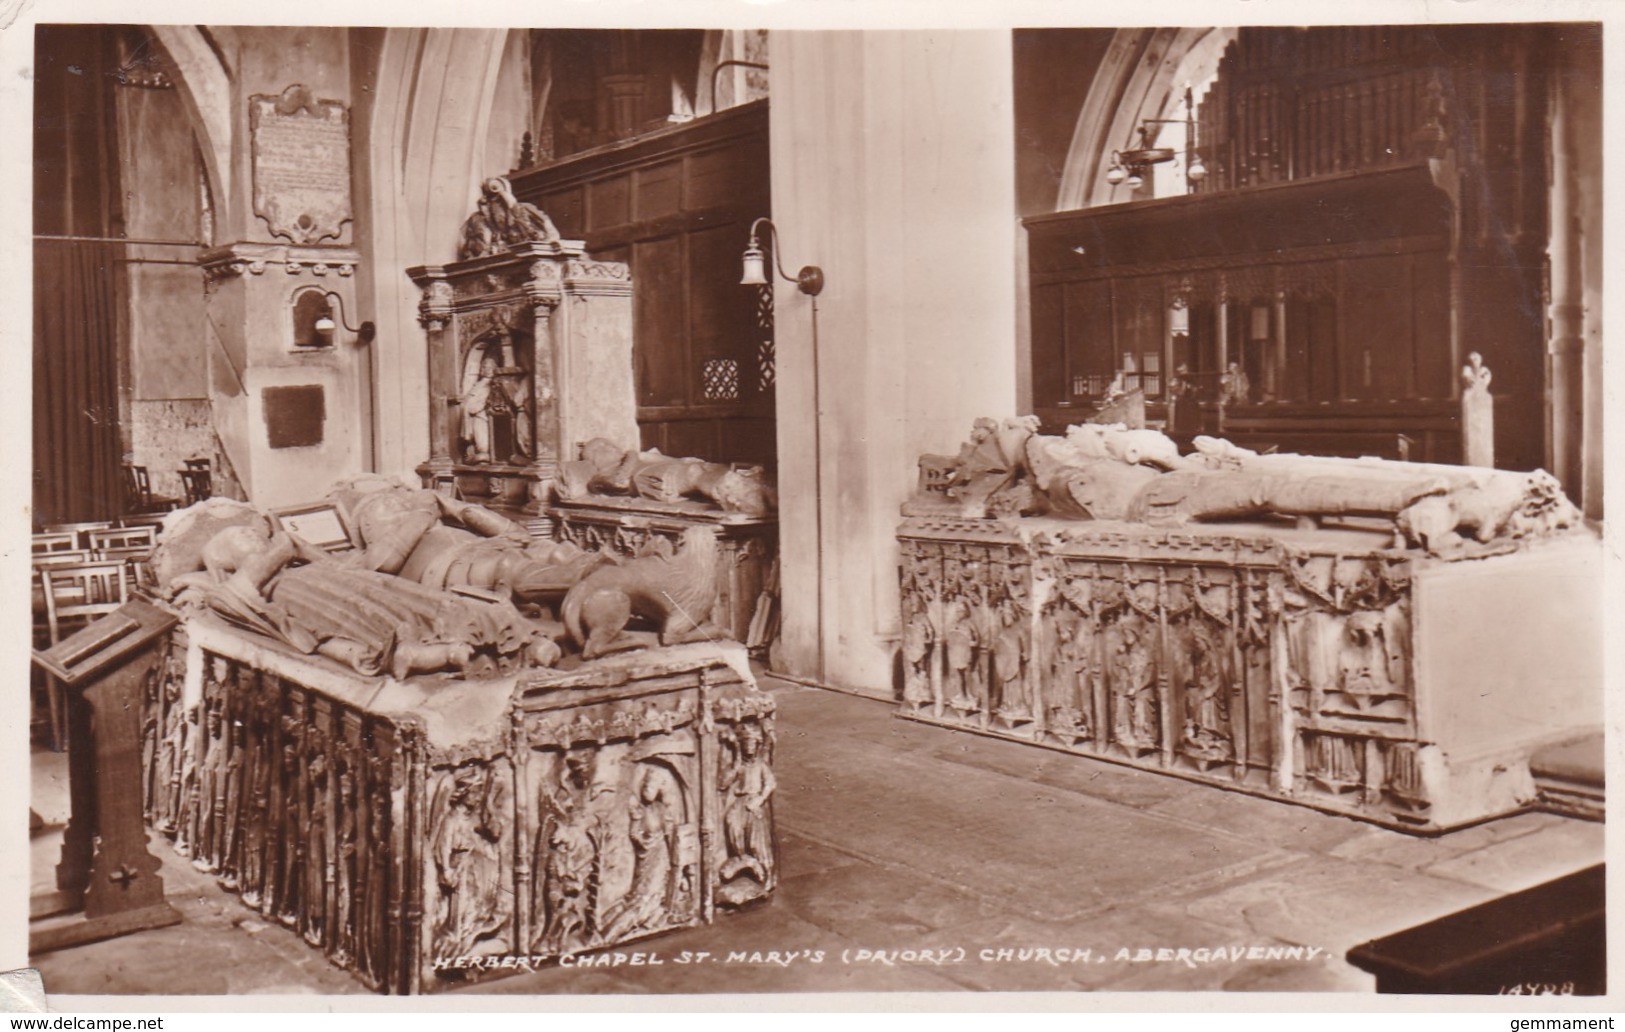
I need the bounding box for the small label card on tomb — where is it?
[250,84,352,244]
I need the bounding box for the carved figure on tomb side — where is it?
[458,176,561,261]
[334,757,358,963]
[538,750,601,955]
[176,709,200,858]
[992,601,1030,724]
[1047,607,1092,737]
[360,791,392,983]
[1180,624,1232,759]
[193,700,227,871]
[719,722,776,896]
[1112,622,1158,749]
[561,526,721,659]
[1336,608,1407,704]
[220,715,246,890]
[432,764,510,960]
[303,734,330,946]
[239,687,273,906]
[941,595,976,714]
[601,766,681,941]
[276,716,306,924]
[155,675,185,834]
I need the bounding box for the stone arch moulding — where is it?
[147,25,233,242]
[1056,26,1236,212]
[361,26,512,479]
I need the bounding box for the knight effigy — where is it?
[141,476,777,993]
[898,416,1600,832]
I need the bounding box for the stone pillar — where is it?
[410,270,456,493]
[769,31,1018,696]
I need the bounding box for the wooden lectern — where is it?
[30,599,182,953]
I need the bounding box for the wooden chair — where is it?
[178,466,213,507]
[122,464,179,515]
[94,546,157,591]
[43,521,115,550]
[88,525,157,553]
[40,561,130,752]
[32,532,77,555]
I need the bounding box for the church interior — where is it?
[17,21,1608,999]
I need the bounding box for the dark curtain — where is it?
[33,24,128,525]
[33,239,123,524]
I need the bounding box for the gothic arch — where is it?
[1056,27,1235,211]
[146,25,232,241]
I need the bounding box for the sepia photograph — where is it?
[5,0,1614,1010]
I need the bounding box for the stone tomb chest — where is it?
[145,617,776,993]
[897,422,1600,832]
[899,516,1599,831]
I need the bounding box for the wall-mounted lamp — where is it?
[1105,86,1207,192]
[740,217,824,296]
[312,291,376,345]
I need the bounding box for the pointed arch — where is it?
[1056,27,1236,211]
[147,25,233,240]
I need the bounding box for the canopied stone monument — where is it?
[408,177,637,529]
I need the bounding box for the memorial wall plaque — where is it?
[263,384,326,448]
[250,84,353,244]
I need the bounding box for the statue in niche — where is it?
[1047,606,1092,740]
[193,697,227,872]
[718,722,776,902]
[333,754,358,964]
[901,608,932,711]
[459,338,533,466]
[239,685,274,907]
[601,765,681,941]
[432,763,510,961]
[154,673,185,833]
[275,714,306,924]
[537,750,603,955]
[219,712,247,890]
[458,176,561,261]
[992,599,1031,726]
[303,728,330,946]
[559,437,778,516]
[1336,608,1408,706]
[941,585,976,715]
[1180,623,1232,761]
[1112,621,1158,750]
[177,708,203,859]
[360,786,391,982]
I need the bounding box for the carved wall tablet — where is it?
[250,85,353,244]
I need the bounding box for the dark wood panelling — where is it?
[631,235,688,408]
[511,101,772,467]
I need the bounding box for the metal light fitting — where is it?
[740,217,824,296]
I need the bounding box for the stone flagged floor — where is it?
[30,677,1606,997]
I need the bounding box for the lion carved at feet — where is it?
[561,527,722,659]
